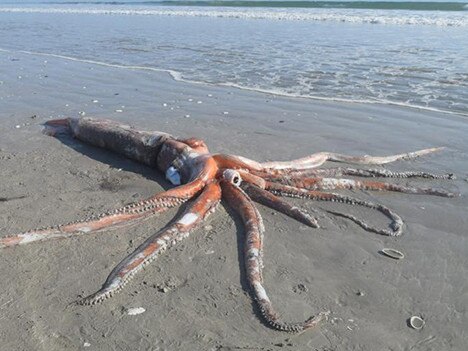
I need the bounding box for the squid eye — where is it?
[166,166,181,185]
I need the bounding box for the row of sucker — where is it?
[221,177,325,333]
[330,167,455,180]
[278,177,456,198]
[265,182,403,236]
[266,167,455,180]
[79,183,221,305]
[0,194,189,248]
[259,305,327,333]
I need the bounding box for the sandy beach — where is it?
[0,49,467,351]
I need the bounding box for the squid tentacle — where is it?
[260,147,444,171]
[264,182,403,236]
[212,154,263,172]
[80,181,222,305]
[0,179,205,249]
[235,169,266,189]
[324,167,455,180]
[242,183,319,228]
[276,177,456,198]
[221,180,326,333]
[257,167,454,180]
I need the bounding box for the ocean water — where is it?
[0,1,467,116]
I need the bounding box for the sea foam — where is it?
[1,47,467,118]
[0,5,467,27]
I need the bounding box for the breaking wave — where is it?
[0,4,467,26]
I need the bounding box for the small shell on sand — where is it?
[126,307,146,316]
[380,248,404,260]
[409,316,425,330]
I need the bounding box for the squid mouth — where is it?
[222,169,242,186]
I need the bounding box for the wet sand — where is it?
[0,50,467,351]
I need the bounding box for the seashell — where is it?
[380,248,404,260]
[409,316,425,330]
[126,307,146,316]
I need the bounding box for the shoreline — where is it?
[0,49,467,350]
[2,47,467,119]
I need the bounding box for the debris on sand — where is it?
[126,307,146,316]
[380,248,404,260]
[409,316,425,330]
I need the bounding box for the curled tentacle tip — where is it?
[64,300,80,311]
[77,293,105,306]
[76,299,91,306]
[390,228,403,237]
[75,298,88,306]
[302,311,330,331]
